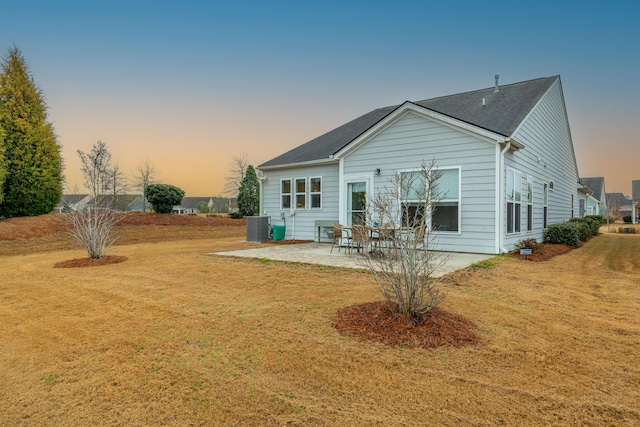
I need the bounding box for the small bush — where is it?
[568,217,597,239]
[584,215,606,227]
[513,238,544,254]
[623,215,632,223]
[544,222,581,247]
[228,211,243,219]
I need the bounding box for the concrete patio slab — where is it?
[213,242,494,277]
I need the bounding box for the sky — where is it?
[2,0,639,197]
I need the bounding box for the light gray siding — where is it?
[506,78,579,249]
[343,111,498,254]
[260,163,340,241]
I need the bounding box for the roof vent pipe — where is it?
[494,74,500,92]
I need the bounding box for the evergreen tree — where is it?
[0,46,63,217]
[0,125,6,205]
[237,165,259,217]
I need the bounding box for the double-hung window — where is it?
[543,182,549,228]
[526,176,533,231]
[295,178,306,209]
[310,177,322,209]
[281,179,292,209]
[506,168,522,234]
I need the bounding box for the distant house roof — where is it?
[260,76,559,168]
[178,197,212,210]
[606,192,632,209]
[580,177,605,201]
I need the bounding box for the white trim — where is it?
[398,166,461,234]
[280,178,292,210]
[294,177,307,210]
[343,174,374,226]
[309,176,322,209]
[260,157,338,171]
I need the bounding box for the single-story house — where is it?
[580,177,607,216]
[258,75,583,254]
[54,194,92,213]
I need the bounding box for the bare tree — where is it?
[66,141,123,259]
[135,159,157,213]
[106,161,129,210]
[224,154,248,197]
[359,160,448,321]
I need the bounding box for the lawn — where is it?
[0,215,639,426]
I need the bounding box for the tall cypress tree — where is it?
[0,124,6,205]
[237,165,259,217]
[0,46,63,217]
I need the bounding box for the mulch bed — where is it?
[507,242,579,262]
[54,255,129,268]
[333,301,480,349]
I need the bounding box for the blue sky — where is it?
[2,0,639,195]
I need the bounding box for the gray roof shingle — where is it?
[260,76,559,168]
[580,177,605,201]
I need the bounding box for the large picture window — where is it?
[399,167,460,232]
[295,178,306,209]
[281,179,291,209]
[506,168,522,234]
[310,177,322,209]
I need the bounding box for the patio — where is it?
[213,242,493,277]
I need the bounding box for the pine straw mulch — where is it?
[334,301,480,349]
[53,255,129,268]
[507,242,580,262]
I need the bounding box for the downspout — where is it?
[497,140,512,253]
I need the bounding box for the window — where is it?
[527,176,533,231]
[310,177,322,209]
[295,178,306,209]
[549,180,554,191]
[506,168,522,234]
[400,171,426,228]
[543,182,549,228]
[281,179,291,209]
[431,168,459,232]
[399,168,460,232]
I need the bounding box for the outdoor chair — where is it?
[351,224,371,254]
[330,223,352,254]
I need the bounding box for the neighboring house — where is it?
[606,193,632,220]
[633,180,640,223]
[54,194,92,213]
[580,177,607,216]
[173,197,214,214]
[54,194,146,212]
[258,75,583,254]
[172,197,238,214]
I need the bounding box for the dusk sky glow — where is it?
[3,0,639,196]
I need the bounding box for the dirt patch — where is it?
[261,239,314,245]
[54,255,129,268]
[334,301,480,349]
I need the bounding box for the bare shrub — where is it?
[66,208,122,259]
[360,160,448,322]
[66,141,124,259]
